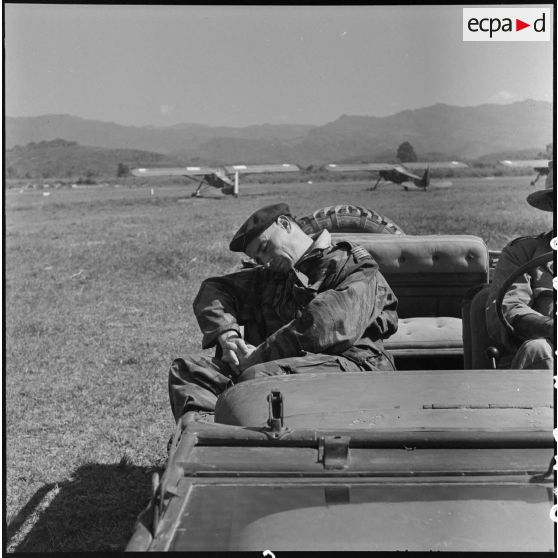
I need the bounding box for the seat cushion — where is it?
[384,317,463,356]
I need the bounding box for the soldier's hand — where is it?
[220,336,256,376]
[237,343,259,372]
[218,332,241,373]
[514,314,554,340]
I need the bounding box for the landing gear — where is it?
[191,178,208,197]
[530,172,543,186]
[370,176,382,191]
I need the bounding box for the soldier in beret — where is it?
[168,203,399,421]
[485,164,555,369]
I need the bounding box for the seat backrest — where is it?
[331,234,489,319]
[462,285,491,369]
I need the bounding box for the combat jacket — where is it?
[486,231,554,350]
[192,230,398,366]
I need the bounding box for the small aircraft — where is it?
[131,163,300,197]
[323,161,468,191]
[498,159,552,185]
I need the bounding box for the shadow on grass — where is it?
[7,462,160,552]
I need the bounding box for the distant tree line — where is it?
[117,163,130,177]
[5,137,551,181]
[396,141,418,162]
[10,138,78,151]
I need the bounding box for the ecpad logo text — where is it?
[463,8,551,41]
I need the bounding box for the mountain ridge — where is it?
[6,100,552,167]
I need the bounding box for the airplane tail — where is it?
[416,167,430,189]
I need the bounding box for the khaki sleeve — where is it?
[249,261,397,363]
[193,269,258,349]
[485,242,536,348]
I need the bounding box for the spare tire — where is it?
[296,204,404,235]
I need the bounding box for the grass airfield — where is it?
[5,176,551,552]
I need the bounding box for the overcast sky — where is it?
[5,4,554,127]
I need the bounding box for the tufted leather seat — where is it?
[331,234,490,360]
[385,317,463,355]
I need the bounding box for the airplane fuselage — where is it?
[379,169,429,189]
[379,170,407,184]
[204,173,233,189]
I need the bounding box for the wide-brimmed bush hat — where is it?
[526,163,554,212]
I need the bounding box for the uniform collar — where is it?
[310,229,333,250]
[296,230,332,266]
[289,230,332,284]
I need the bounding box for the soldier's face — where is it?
[245,219,297,273]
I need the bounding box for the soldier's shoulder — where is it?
[331,240,372,263]
[507,232,547,247]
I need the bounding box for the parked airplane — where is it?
[131,163,300,197]
[498,159,552,186]
[324,161,468,191]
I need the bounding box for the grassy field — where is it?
[5,176,552,552]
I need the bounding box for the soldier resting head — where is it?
[228,202,313,275]
[168,203,400,421]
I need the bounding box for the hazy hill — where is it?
[5,114,314,155]
[5,100,552,173]
[186,137,296,165]
[300,100,551,162]
[5,139,183,179]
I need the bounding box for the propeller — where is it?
[417,166,430,189]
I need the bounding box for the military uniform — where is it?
[486,231,554,369]
[169,228,398,420]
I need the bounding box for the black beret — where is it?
[229,203,292,252]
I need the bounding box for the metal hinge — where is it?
[318,435,350,470]
[267,390,285,435]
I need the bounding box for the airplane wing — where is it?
[499,159,551,172]
[402,161,468,170]
[324,163,422,181]
[130,166,218,177]
[325,163,399,172]
[222,163,300,174]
